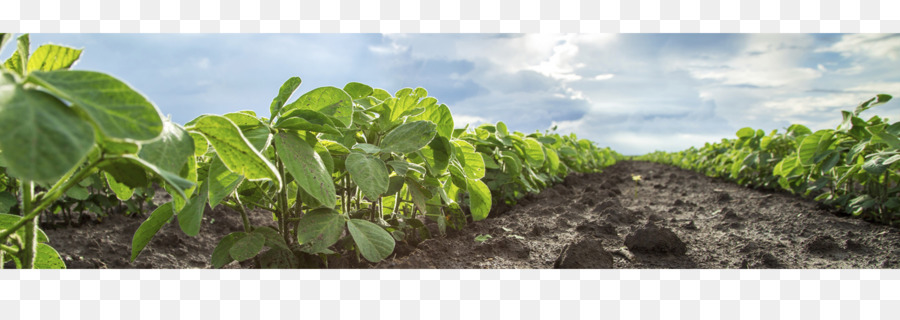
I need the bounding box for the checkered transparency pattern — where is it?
[1,0,899,32]
[1,270,899,320]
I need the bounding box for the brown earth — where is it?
[36,161,900,269]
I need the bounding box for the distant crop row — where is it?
[638,94,898,224]
[0,34,620,269]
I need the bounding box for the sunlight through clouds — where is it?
[8,33,899,155]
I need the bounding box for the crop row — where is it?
[0,34,620,269]
[637,94,898,224]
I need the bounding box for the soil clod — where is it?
[624,223,688,256]
[554,239,614,269]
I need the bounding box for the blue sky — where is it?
[4,34,900,155]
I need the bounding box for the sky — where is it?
[3,33,900,155]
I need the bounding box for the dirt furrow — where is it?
[377,161,900,268]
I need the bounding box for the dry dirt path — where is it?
[38,161,900,269]
[377,161,900,269]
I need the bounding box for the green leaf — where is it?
[474,234,492,243]
[177,181,209,237]
[251,226,290,251]
[26,44,82,72]
[854,94,892,115]
[0,34,12,56]
[138,119,194,174]
[736,127,754,139]
[275,109,341,135]
[421,135,452,174]
[296,209,345,254]
[258,247,302,268]
[270,77,302,118]
[863,157,888,175]
[275,132,336,208]
[347,219,395,263]
[343,82,374,100]
[0,213,49,243]
[98,137,139,155]
[188,115,281,190]
[405,178,429,214]
[351,143,381,154]
[229,232,265,262]
[467,178,491,221]
[33,243,65,269]
[409,104,454,139]
[385,175,405,196]
[65,185,90,201]
[207,156,244,208]
[381,121,438,154]
[3,35,28,76]
[130,202,175,262]
[798,130,835,166]
[224,112,264,130]
[545,148,560,172]
[27,70,164,141]
[118,155,194,200]
[0,73,94,184]
[320,140,350,155]
[282,86,354,127]
[2,51,22,76]
[242,126,272,152]
[453,140,485,179]
[0,191,16,214]
[346,153,389,200]
[211,232,245,268]
[523,138,546,168]
[105,172,134,201]
[190,133,208,156]
[101,159,149,189]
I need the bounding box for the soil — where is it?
[36,161,900,269]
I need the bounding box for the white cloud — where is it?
[368,42,409,55]
[681,35,822,88]
[847,82,900,95]
[196,57,210,69]
[593,74,615,81]
[453,114,490,128]
[822,34,900,60]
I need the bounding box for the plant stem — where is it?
[20,180,35,269]
[275,155,290,236]
[232,193,252,233]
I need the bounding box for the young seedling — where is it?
[474,234,492,243]
[631,174,642,198]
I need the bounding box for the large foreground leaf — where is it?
[347,219,395,263]
[211,232,245,268]
[207,156,244,208]
[466,178,491,221]
[275,132,336,208]
[177,181,209,237]
[188,115,281,190]
[380,121,437,154]
[346,153,389,200]
[131,202,175,262]
[296,209,344,254]
[138,119,194,173]
[33,244,66,269]
[270,77,302,118]
[409,104,454,139]
[0,73,94,184]
[26,44,82,72]
[27,70,164,141]
[282,86,354,127]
